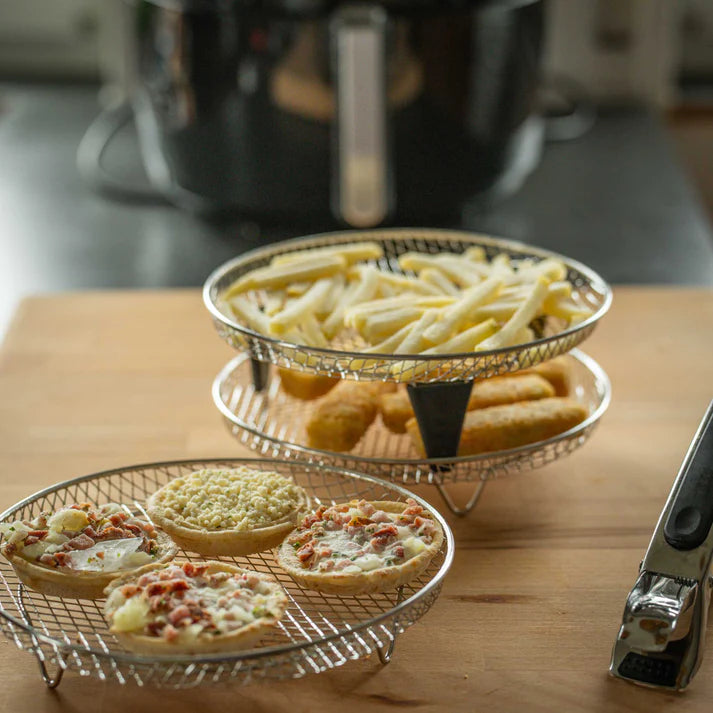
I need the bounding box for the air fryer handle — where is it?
[330,5,390,228]
[664,400,713,550]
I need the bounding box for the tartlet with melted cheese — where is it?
[104,560,288,655]
[0,503,177,599]
[147,467,309,557]
[277,499,443,595]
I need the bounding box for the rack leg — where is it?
[377,639,395,665]
[435,480,487,516]
[250,358,270,392]
[35,653,64,689]
[376,586,404,664]
[406,381,474,461]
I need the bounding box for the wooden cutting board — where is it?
[1,287,713,712]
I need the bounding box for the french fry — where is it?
[434,256,487,286]
[368,269,442,296]
[317,273,345,318]
[344,295,454,331]
[263,290,286,316]
[464,246,487,262]
[360,307,422,343]
[322,266,380,338]
[477,276,549,350]
[269,277,335,335]
[425,318,499,355]
[346,320,421,371]
[224,254,345,297]
[545,297,593,322]
[377,280,396,297]
[516,258,567,283]
[363,320,424,354]
[270,241,383,267]
[397,252,440,273]
[391,319,499,379]
[423,276,503,344]
[301,313,329,347]
[286,282,310,297]
[226,296,271,334]
[419,267,460,295]
[394,310,439,354]
[469,301,520,322]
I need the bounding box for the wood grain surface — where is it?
[1,287,713,712]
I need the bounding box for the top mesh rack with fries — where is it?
[203,229,612,514]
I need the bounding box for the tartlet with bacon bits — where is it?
[277,499,443,595]
[103,561,288,655]
[0,503,177,599]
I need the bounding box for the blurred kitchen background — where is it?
[1,0,712,336]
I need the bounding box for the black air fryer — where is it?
[125,0,545,227]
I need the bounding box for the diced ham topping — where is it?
[66,533,95,550]
[289,499,433,572]
[114,565,275,642]
[297,543,314,563]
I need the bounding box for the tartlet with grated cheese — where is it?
[147,467,309,556]
[277,499,443,595]
[103,560,288,654]
[0,503,177,599]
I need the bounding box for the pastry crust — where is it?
[1,530,177,600]
[104,561,288,655]
[277,500,443,595]
[147,473,310,557]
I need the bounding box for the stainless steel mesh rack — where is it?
[203,229,612,515]
[0,458,453,689]
[213,350,611,515]
[203,229,612,384]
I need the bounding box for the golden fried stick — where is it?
[406,397,588,456]
[379,373,555,434]
[522,356,571,396]
[306,381,396,452]
[278,368,340,400]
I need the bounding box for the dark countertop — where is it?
[1,82,712,337]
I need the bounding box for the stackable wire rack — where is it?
[213,350,611,514]
[203,229,612,383]
[203,230,612,514]
[0,459,453,689]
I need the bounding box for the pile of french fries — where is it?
[221,241,594,362]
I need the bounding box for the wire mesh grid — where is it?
[213,350,611,484]
[0,459,452,689]
[203,229,612,383]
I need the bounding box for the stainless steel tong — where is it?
[610,400,713,691]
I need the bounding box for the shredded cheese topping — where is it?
[152,467,304,531]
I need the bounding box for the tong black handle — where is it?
[664,400,713,550]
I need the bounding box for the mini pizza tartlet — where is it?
[103,560,288,655]
[146,467,309,556]
[0,503,177,599]
[277,499,443,595]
